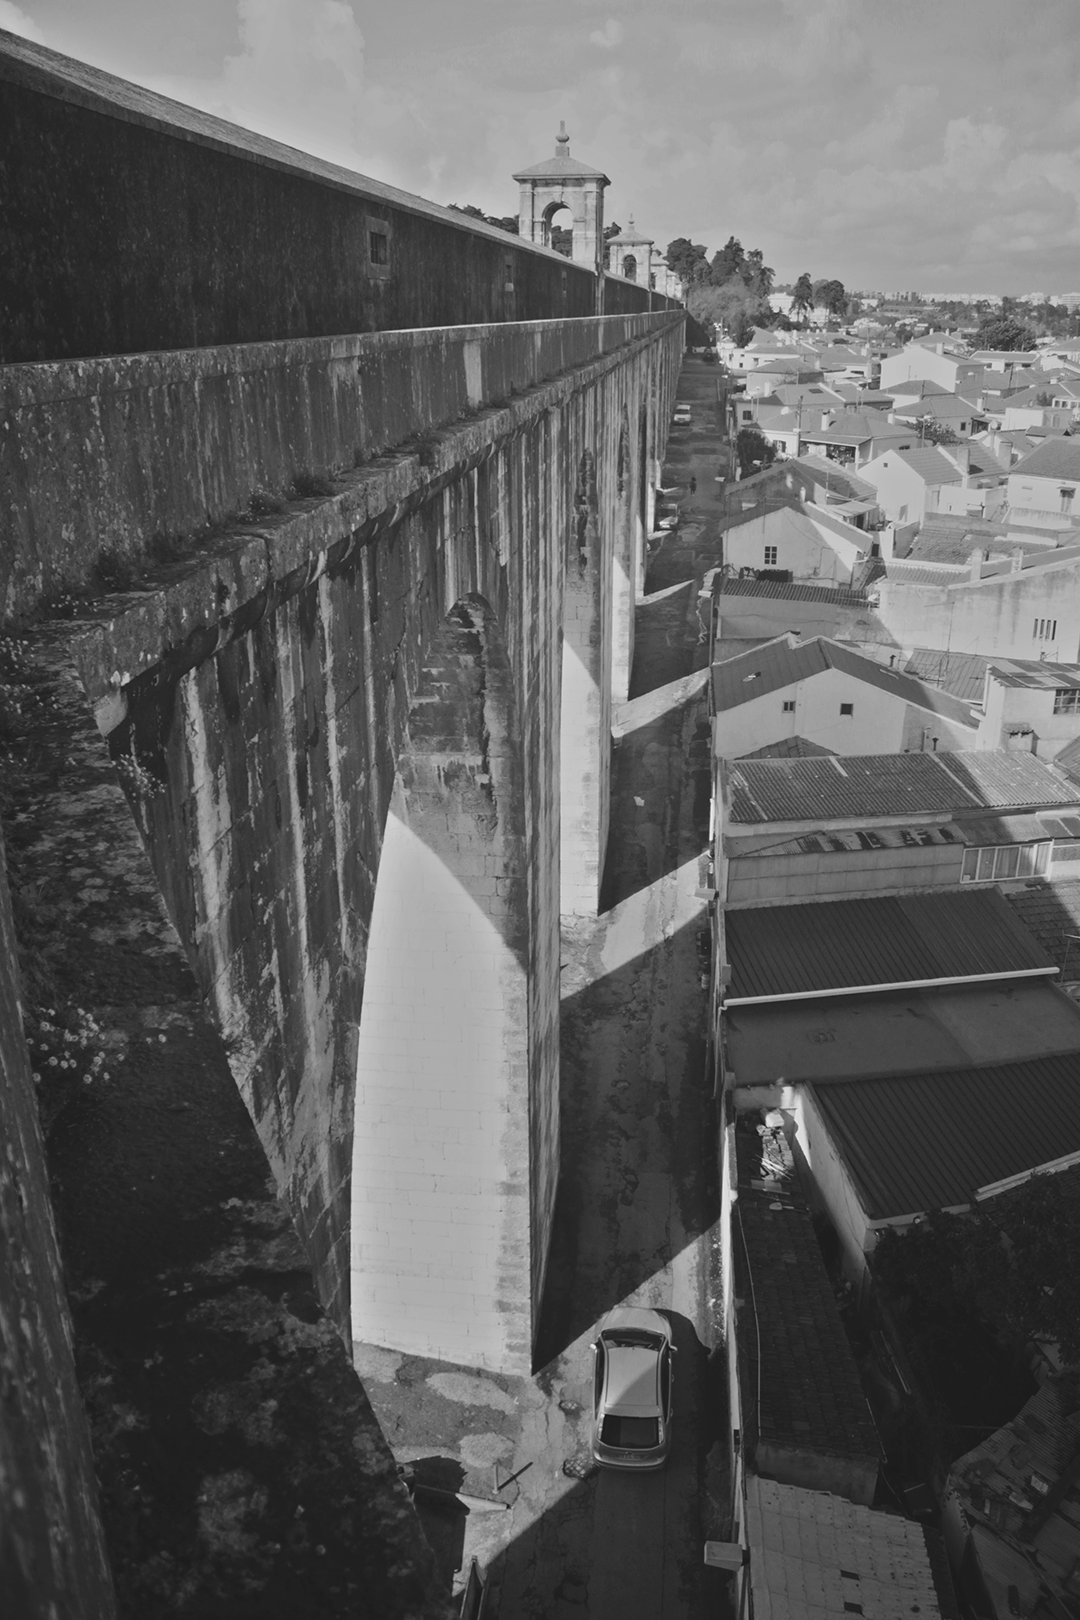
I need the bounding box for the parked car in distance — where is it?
[673,405,691,424]
[590,1307,675,1471]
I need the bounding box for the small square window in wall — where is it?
[764,546,778,565]
[840,702,854,716]
[782,700,795,713]
[365,215,392,279]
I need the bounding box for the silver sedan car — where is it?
[590,1307,675,1471]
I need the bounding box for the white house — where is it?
[874,543,1080,661]
[975,657,1080,761]
[1006,437,1080,529]
[859,445,964,525]
[711,633,978,761]
[722,502,868,585]
[879,342,984,396]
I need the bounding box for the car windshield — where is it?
[603,1331,664,1350]
[600,1415,660,1450]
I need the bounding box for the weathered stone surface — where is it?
[0,823,116,1616]
[0,641,450,1616]
[7,314,680,1373]
[0,33,673,368]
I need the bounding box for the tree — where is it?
[813,278,848,320]
[744,248,774,299]
[975,314,1037,351]
[448,204,519,234]
[791,272,814,324]
[873,1171,1080,1363]
[735,426,777,478]
[917,419,959,446]
[665,238,710,287]
[710,236,746,286]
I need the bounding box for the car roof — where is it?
[603,1344,661,1414]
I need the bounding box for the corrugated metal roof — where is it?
[747,1478,946,1620]
[725,888,1055,1003]
[728,752,966,823]
[715,576,867,605]
[712,635,977,726]
[809,1051,1080,1218]
[935,749,1078,807]
[901,647,991,702]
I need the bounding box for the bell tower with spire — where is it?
[513,124,609,303]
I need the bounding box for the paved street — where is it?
[355,357,731,1619]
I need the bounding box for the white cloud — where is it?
[589,18,623,49]
[0,1,45,42]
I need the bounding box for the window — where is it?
[365,215,392,278]
[764,546,778,565]
[782,699,795,712]
[1034,618,1058,642]
[504,257,515,292]
[1062,487,1076,513]
[840,702,854,716]
[961,843,1050,882]
[1054,688,1080,714]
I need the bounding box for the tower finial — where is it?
[556,121,569,156]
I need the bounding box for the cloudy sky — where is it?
[4,0,1080,294]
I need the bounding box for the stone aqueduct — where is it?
[0,29,684,1591]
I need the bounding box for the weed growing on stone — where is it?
[94,547,140,592]
[28,1005,112,1086]
[249,487,286,517]
[114,749,166,799]
[292,470,336,499]
[0,633,64,744]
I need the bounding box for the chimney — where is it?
[968,547,984,583]
[952,442,971,476]
[1011,546,1024,573]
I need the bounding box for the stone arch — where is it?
[350,594,534,1372]
[542,198,572,252]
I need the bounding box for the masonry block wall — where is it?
[10,312,681,1372]
[0,31,676,367]
[0,827,116,1617]
[1,28,684,1391]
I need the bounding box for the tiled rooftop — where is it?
[1010,437,1080,480]
[715,576,868,605]
[947,1367,1080,1620]
[724,887,1056,1003]
[726,749,1079,826]
[711,635,977,729]
[735,1122,881,1468]
[739,735,837,761]
[747,1477,946,1620]
[1005,879,1080,971]
[809,1051,1080,1218]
